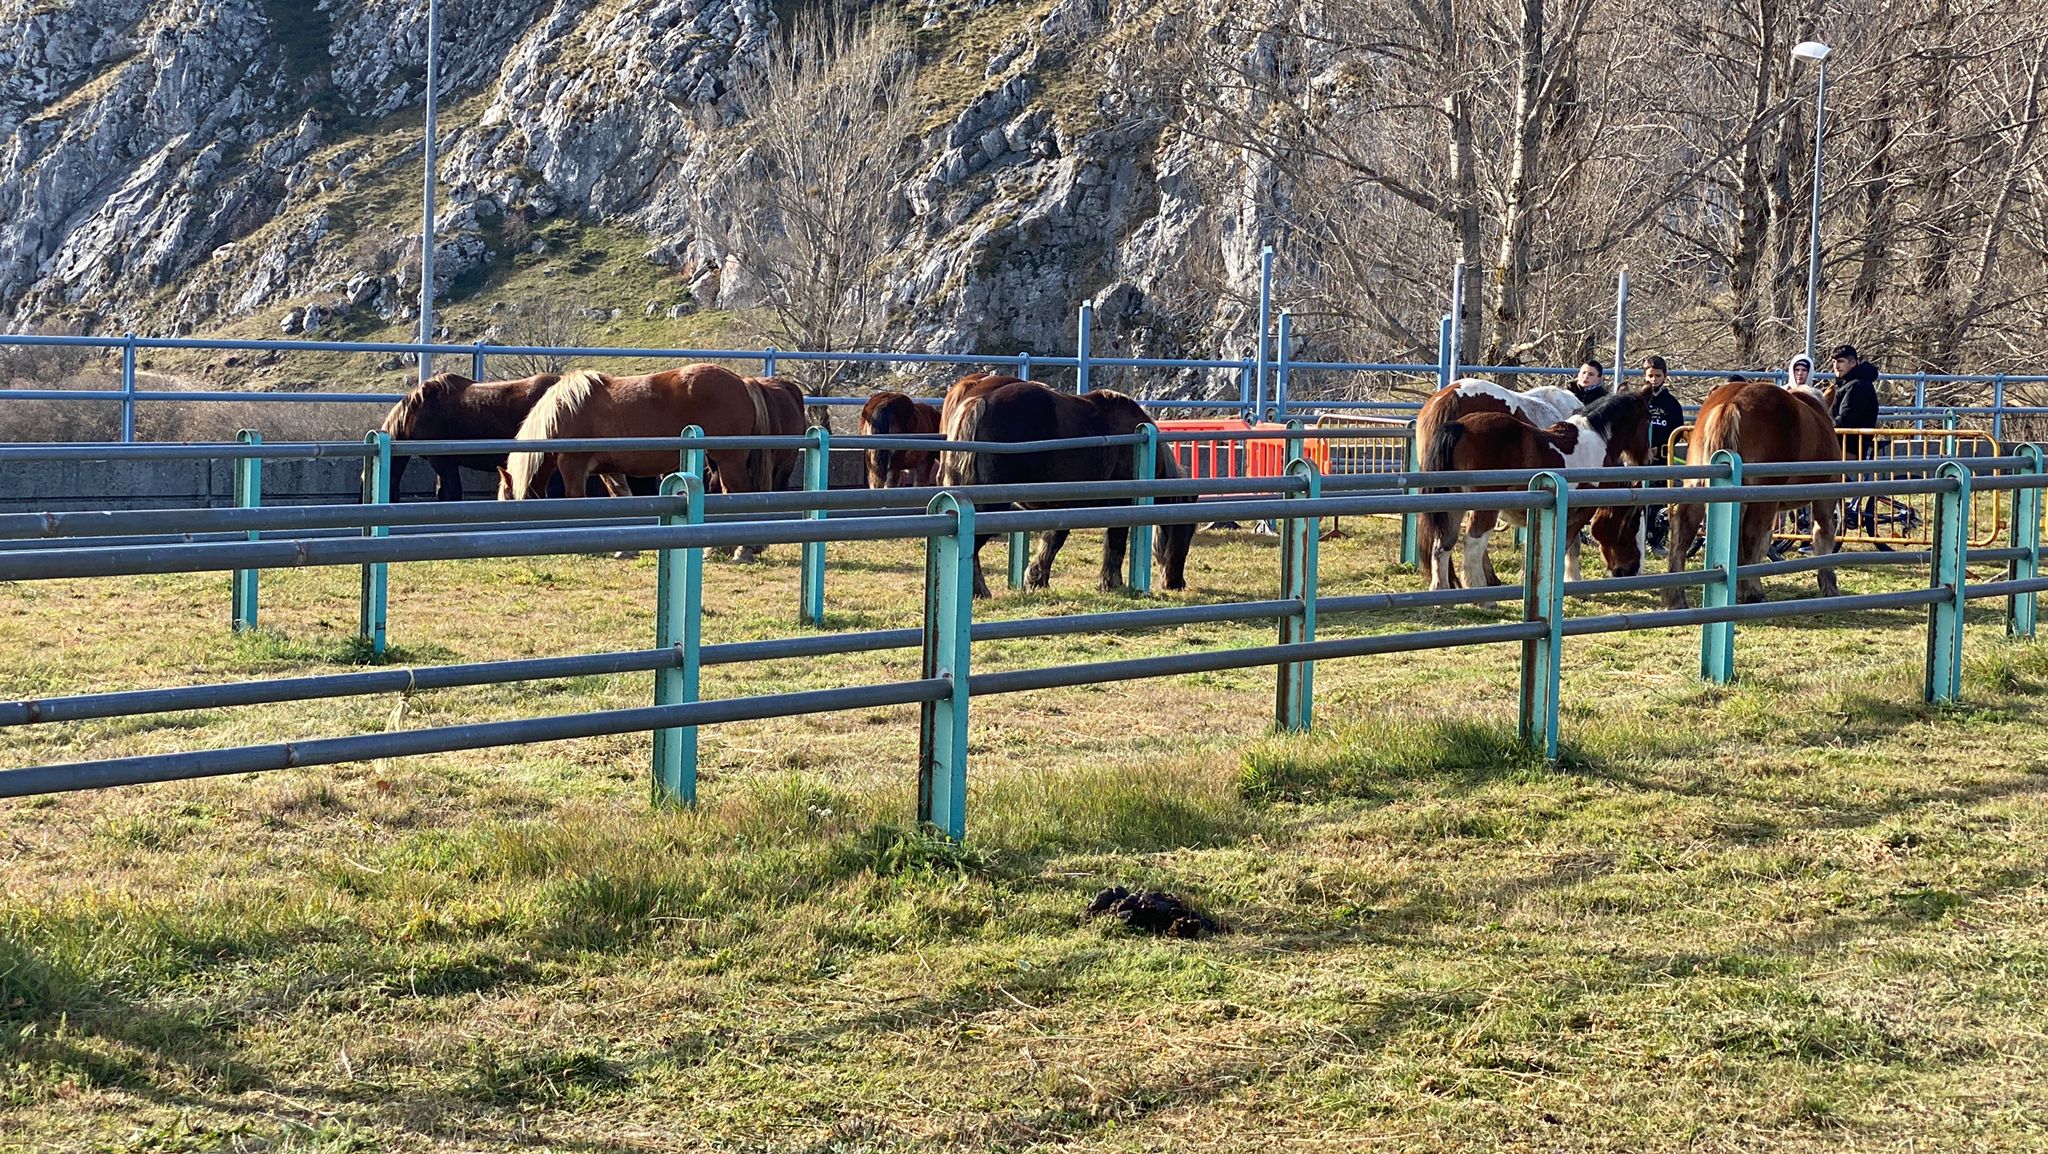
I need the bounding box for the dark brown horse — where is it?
[859,391,942,488]
[378,372,558,499]
[1421,389,1654,591]
[939,380,1195,597]
[1663,382,1840,606]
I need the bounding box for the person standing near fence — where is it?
[1784,354,1814,392]
[1829,345,1886,543]
[1641,356,1685,553]
[1574,359,1608,403]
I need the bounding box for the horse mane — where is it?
[504,370,604,499]
[380,372,472,437]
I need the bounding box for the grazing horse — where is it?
[1662,381,1840,606]
[939,371,1015,437]
[1413,379,1585,582]
[1421,389,1655,591]
[503,365,801,558]
[939,380,1195,597]
[859,391,941,488]
[378,372,558,500]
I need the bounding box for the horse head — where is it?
[1585,389,1654,467]
[1587,499,1645,579]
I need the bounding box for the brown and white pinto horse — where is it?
[1421,389,1655,591]
[939,380,1195,597]
[859,391,941,488]
[1413,379,1585,582]
[379,372,559,500]
[1662,381,1840,606]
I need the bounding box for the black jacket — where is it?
[1831,361,1881,430]
[1646,388,1685,463]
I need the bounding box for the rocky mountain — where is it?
[0,0,1273,394]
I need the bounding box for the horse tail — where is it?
[940,395,995,487]
[505,371,600,499]
[1693,399,1741,476]
[1411,397,1448,572]
[1421,417,1466,557]
[743,379,776,492]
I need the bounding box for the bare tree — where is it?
[705,7,920,395]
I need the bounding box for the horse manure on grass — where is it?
[1084,887,1219,939]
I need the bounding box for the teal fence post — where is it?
[1926,461,1972,704]
[800,425,831,626]
[1008,531,1028,590]
[918,493,976,840]
[1276,457,1322,731]
[231,430,261,632]
[2008,444,2043,640]
[1700,449,1744,684]
[1128,423,1157,593]
[677,424,705,480]
[652,470,706,806]
[1399,423,1419,568]
[358,431,391,655]
[1519,471,1569,759]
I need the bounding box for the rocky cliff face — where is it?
[1,0,1266,393]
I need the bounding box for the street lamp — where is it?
[419,0,440,384]
[1791,39,1830,366]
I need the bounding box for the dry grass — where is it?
[3,515,2048,1151]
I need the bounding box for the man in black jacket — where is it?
[1830,345,1885,540]
[1641,356,1686,552]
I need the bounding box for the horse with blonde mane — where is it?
[502,364,804,558]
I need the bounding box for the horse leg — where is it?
[1026,529,1068,589]
[1463,510,1499,588]
[431,460,464,501]
[1662,499,1703,608]
[970,533,993,598]
[1736,504,1775,603]
[1099,526,1130,592]
[1560,511,1586,583]
[1810,498,1841,598]
[592,472,640,560]
[708,449,767,562]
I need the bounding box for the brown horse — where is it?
[939,371,1015,439]
[378,372,558,500]
[1421,389,1654,591]
[1412,378,1585,583]
[859,391,941,488]
[1662,381,1840,606]
[939,380,1195,597]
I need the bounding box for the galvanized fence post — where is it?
[1238,363,1253,420]
[1926,461,1972,704]
[1018,352,1031,382]
[1275,311,1293,421]
[1276,458,1322,731]
[763,347,777,377]
[470,340,486,380]
[1993,373,2007,443]
[2008,443,2043,640]
[1914,372,1928,431]
[1519,471,1569,759]
[1125,424,1158,593]
[358,431,391,655]
[231,430,262,632]
[1076,303,1092,394]
[1700,449,1744,684]
[120,333,138,444]
[800,425,831,626]
[652,470,706,806]
[918,493,975,840]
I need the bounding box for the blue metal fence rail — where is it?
[2,435,2044,837]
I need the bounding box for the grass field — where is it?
[3,514,2047,1151]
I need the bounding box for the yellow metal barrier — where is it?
[1313,413,1411,477]
[1663,424,2006,548]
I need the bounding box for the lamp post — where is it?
[1792,39,1830,366]
[419,0,440,384]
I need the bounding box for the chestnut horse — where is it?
[859,391,941,488]
[939,371,1015,437]
[1412,378,1584,582]
[378,372,558,500]
[939,380,1195,597]
[1662,381,1840,606]
[1421,389,1655,591]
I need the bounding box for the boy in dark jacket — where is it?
[1830,345,1886,541]
[1641,356,1686,552]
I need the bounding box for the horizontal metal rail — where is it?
[0,679,954,799]
[969,621,1549,696]
[1561,587,1951,638]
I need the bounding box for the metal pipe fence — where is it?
[2,435,2044,837]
